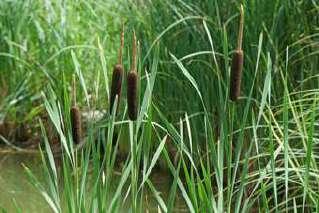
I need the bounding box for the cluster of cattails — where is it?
[70,75,82,145]
[230,4,244,102]
[109,27,138,121]
[69,27,139,146]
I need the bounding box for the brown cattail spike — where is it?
[127,31,138,120]
[110,25,125,114]
[71,106,81,144]
[110,64,123,114]
[71,75,81,144]
[230,4,244,102]
[127,70,137,120]
[230,50,244,101]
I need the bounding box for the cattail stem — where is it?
[237,4,244,51]
[132,30,137,71]
[118,23,124,65]
[72,74,76,106]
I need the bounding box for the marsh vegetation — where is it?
[0,0,319,212]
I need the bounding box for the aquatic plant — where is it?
[70,75,81,145]
[230,5,244,102]
[110,25,125,114]
[127,31,138,121]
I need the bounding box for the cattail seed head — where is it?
[70,106,81,144]
[110,64,123,114]
[229,50,244,101]
[127,70,137,120]
[230,4,244,102]
[127,31,138,121]
[109,24,125,114]
[71,75,81,144]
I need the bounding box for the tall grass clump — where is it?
[24,42,163,212]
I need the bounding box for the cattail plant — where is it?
[110,24,125,114]
[230,5,244,102]
[70,75,81,145]
[127,31,138,121]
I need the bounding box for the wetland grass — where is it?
[1,0,318,212]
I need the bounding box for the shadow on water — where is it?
[0,151,187,212]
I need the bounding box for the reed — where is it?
[70,75,81,144]
[110,25,125,114]
[127,31,138,121]
[229,5,244,102]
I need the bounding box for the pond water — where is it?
[0,152,51,212]
[0,151,187,212]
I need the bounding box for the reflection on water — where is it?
[0,152,187,212]
[0,152,52,212]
